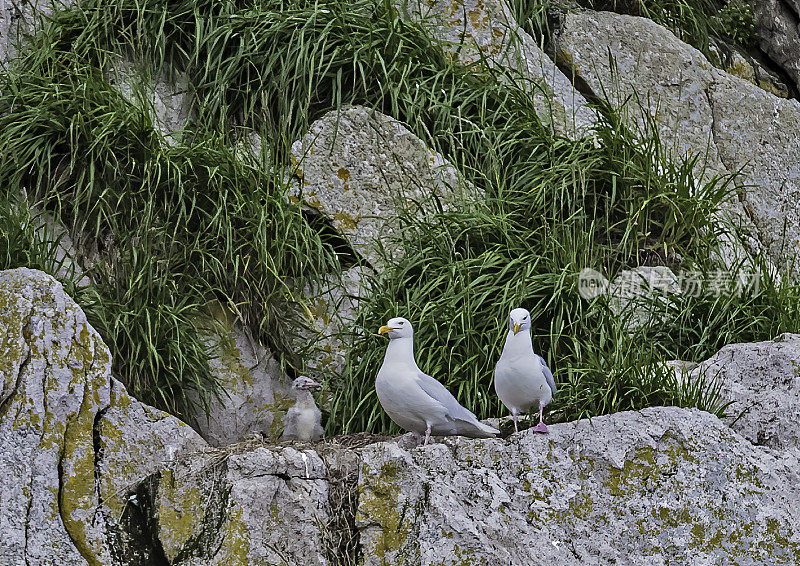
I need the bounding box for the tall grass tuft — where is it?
[0,60,337,417]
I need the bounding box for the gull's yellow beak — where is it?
[378,325,392,335]
[513,322,521,335]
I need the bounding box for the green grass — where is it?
[1,0,797,432]
[0,60,337,417]
[330,109,749,433]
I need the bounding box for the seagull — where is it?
[283,376,324,442]
[494,307,557,434]
[375,317,500,446]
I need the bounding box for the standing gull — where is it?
[494,307,557,433]
[283,376,324,442]
[376,317,499,446]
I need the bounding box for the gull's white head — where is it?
[508,307,531,335]
[378,317,414,339]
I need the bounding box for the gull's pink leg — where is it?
[424,426,431,446]
[533,403,548,433]
[512,410,519,433]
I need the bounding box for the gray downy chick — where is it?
[283,376,324,442]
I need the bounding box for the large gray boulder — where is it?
[358,407,800,565]
[190,315,293,447]
[687,333,800,450]
[0,268,207,565]
[554,10,800,274]
[395,0,597,137]
[753,0,800,95]
[102,407,800,565]
[290,106,475,270]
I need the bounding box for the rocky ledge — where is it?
[1,269,799,565]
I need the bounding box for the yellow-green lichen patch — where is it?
[59,377,104,566]
[436,542,482,566]
[605,446,656,497]
[157,468,206,562]
[302,191,324,211]
[214,505,252,564]
[109,386,132,411]
[333,211,361,231]
[358,460,411,563]
[267,393,295,440]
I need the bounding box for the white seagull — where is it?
[375,317,500,446]
[494,307,557,433]
[283,376,324,442]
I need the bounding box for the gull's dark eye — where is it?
[523,316,528,320]
[399,321,405,325]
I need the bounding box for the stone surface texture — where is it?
[358,407,800,565]
[753,0,800,95]
[395,0,596,137]
[687,332,800,450]
[139,445,350,565]
[554,10,800,275]
[290,106,475,269]
[191,318,292,446]
[2,270,800,565]
[0,268,207,565]
[109,58,192,143]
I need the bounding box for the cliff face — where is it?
[4,0,800,562]
[1,268,800,565]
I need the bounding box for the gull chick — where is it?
[494,307,557,433]
[283,376,324,442]
[375,317,499,446]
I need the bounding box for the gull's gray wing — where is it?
[415,370,499,436]
[414,369,479,421]
[537,355,557,396]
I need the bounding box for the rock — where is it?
[608,266,682,329]
[554,11,725,175]
[108,57,191,143]
[288,265,373,382]
[687,333,800,449]
[0,268,208,565]
[358,407,800,565]
[0,268,112,564]
[708,39,789,98]
[395,0,597,137]
[708,75,800,273]
[96,377,206,514]
[554,10,800,276]
[290,106,476,270]
[136,444,359,565]
[190,316,293,446]
[753,0,800,95]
